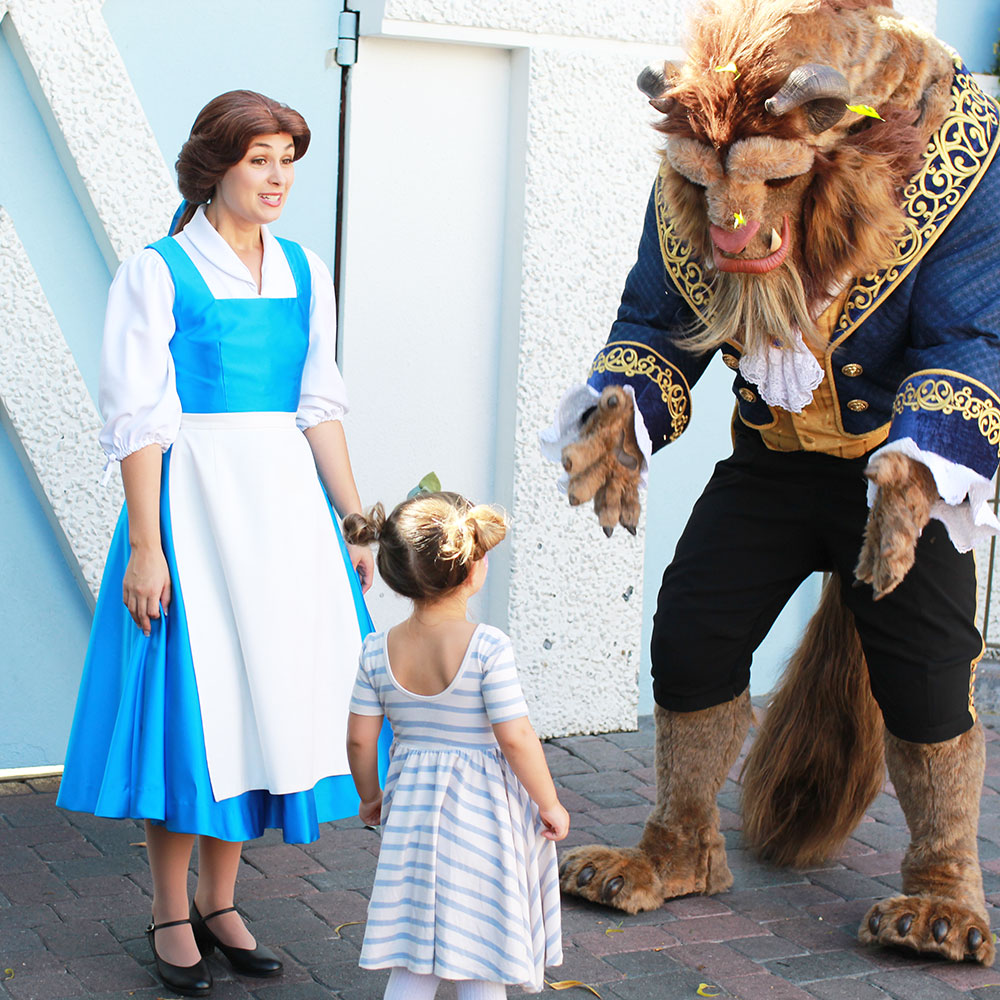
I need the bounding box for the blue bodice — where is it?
[147,235,312,413]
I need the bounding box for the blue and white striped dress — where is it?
[349,624,562,991]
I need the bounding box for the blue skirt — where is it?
[57,450,389,843]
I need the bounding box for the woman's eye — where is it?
[251,157,267,165]
[765,175,797,189]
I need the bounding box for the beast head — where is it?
[644,0,956,355]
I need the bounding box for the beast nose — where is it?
[710,219,761,254]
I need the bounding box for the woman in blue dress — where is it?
[56,91,380,996]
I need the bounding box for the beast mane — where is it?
[653,0,952,325]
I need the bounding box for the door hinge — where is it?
[335,9,360,66]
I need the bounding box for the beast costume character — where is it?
[543,0,1000,966]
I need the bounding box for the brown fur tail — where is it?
[741,574,885,867]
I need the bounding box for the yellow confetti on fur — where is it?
[733,210,747,228]
[714,61,741,79]
[546,981,603,997]
[845,103,883,120]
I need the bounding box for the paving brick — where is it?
[868,969,974,999]
[764,918,859,954]
[803,870,887,902]
[571,923,678,957]
[558,771,642,794]
[765,951,877,984]
[663,897,734,919]
[805,980,898,1000]
[671,915,770,945]
[842,851,905,878]
[36,921,121,958]
[65,954,156,992]
[729,935,811,961]
[0,872,74,905]
[925,961,1000,991]
[720,974,821,998]
[552,737,639,773]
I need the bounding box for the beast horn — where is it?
[765,63,851,134]
[637,62,678,114]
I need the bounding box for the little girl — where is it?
[343,491,568,999]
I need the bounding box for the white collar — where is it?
[182,204,282,289]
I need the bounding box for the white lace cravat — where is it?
[738,328,825,413]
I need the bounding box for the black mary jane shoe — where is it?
[190,902,283,978]
[146,917,213,997]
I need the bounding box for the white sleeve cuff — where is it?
[538,383,651,494]
[867,437,1000,553]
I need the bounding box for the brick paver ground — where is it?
[4,712,1000,999]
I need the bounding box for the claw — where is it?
[577,865,596,888]
[896,914,914,936]
[559,857,570,877]
[932,918,949,943]
[868,912,881,934]
[603,876,625,902]
[603,525,614,538]
[969,927,984,951]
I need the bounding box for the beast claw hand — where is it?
[854,453,937,599]
[561,386,642,535]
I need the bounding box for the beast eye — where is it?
[765,175,797,189]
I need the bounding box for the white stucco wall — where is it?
[356,0,942,736]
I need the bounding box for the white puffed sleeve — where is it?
[296,248,349,431]
[98,249,182,467]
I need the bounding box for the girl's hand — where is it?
[359,791,383,826]
[348,542,374,594]
[540,802,570,842]
[123,545,171,637]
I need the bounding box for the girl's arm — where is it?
[347,711,384,825]
[120,443,171,636]
[303,420,374,592]
[492,716,570,841]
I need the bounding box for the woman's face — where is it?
[212,132,295,228]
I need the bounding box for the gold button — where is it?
[739,387,757,403]
[847,399,869,412]
[841,363,863,377]
[723,354,740,370]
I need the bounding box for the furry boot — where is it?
[859,724,994,965]
[559,690,751,913]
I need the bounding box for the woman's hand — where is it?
[359,790,383,827]
[123,544,172,636]
[348,542,374,594]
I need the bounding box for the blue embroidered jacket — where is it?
[587,67,1000,481]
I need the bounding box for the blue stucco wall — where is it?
[937,0,1000,74]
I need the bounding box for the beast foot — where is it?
[559,845,669,913]
[859,895,994,965]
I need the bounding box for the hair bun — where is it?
[342,503,386,547]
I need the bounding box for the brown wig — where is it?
[170,90,311,234]
[343,492,507,603]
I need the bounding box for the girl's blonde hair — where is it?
[343,491,507,601]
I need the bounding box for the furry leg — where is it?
[559,691,751,913]
[858,724,994,965]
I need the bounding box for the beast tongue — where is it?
[710,219,761,254]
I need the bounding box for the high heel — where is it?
[190,902,283,977]
[146,918,213,997]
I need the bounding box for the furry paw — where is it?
[859,895,995,965]
[855,452,937,599]
[561,386,642,536]
[558,845,668,914]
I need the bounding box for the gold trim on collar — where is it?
[590,342,691,442]
[652,67,1000,336]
